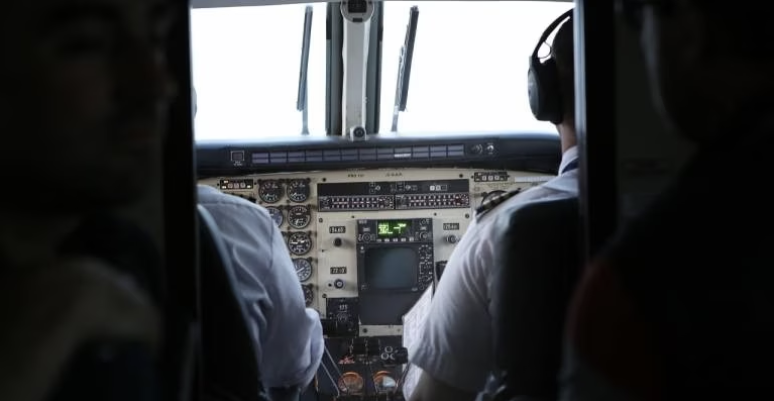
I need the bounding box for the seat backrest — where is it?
[489,197,582,400]
[197,205,267,401]
[48,215,163,401]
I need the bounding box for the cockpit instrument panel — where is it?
[199,167,554,337]
[200,167,554,400]
[197,131,561,400]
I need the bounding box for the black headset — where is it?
[528,8,574,125]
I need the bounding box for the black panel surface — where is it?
[196,132,561,176]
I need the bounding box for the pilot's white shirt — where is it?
[197,185,324,389]
[409,146,579,393]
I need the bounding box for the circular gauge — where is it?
[288,232,312,255]
[373,371,397,392]
[301,284,314,307]
[287,205,311,229]
[258,180,283,203]
[293,258,313,282]
[287,179,310,203]
[337,372,364,394]
[266,207,283,227]
[481,190,506,206]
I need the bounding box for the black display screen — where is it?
[364,247,417,290]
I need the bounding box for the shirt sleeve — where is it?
[198,188,323,389]
[560,260,662,400]
[409,223,496,393]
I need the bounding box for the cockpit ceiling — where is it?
[191,0,574,10]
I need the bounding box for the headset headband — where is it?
[530,8,574,59]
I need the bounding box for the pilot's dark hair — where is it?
[552,17,575,121]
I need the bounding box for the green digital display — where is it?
[377,220,410,237]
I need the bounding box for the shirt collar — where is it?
[558,145,579,175]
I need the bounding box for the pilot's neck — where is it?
[0,210,81,269]
[561,137,577,155]
[556,121,577,154]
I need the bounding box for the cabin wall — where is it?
[614,17,694,222]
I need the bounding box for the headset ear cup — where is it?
[542,58,563,124]
[529,58,563,124]
[528,60,543,120]
[527,8,572,125]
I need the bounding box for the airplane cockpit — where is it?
[8,0,745,399]
[192,1,574,399]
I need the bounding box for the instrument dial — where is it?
[287,179,310,203]
[301,284,314,307]
[258,180,283,203]
[480,190,505,206]
[373,371,397,392]
[293,258,313,282]
[288,231,313,255]
[287,205,311,229]
[266,207,283,227]
[337,372,364,394]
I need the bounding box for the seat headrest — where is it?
[491,197,582,399]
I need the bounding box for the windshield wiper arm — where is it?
[296,5,314,135]
[391,5,419,132]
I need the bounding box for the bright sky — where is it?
[191,1,573,140]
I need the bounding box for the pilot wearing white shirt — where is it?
[198,185,324,391]
[408,11,578,401]
[193,91,323,393]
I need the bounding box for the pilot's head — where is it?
[0,0,176,213]
[552,15,575,132]
[620,0,774,144]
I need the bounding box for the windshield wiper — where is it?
[296,5,314,135]
[390,6,419,132]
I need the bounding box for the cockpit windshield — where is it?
[191,1,572,141]
[381,1,573,134]
[191,3,328,140]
